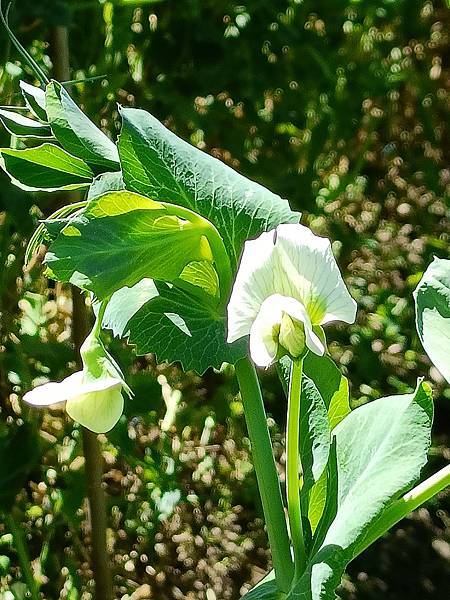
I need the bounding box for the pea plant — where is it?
[1,74,449,600]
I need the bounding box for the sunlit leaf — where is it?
[0,144,93,191]
[45,190,222,299]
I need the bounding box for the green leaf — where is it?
[45,190,223,299]
[19,80,48,122]
[45,81,120,172]
[0,108,52,138]
[289,381,433,599]
[117,106,299,270]
[300,376,331,495]
[0,143,93,191]
[102,279,247,373]
[414,256,450,383]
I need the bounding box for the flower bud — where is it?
[279,312,306,359]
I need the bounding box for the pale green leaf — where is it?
[303,353,350,429]
[414,256,450,383]
[45,81,120,172]
[0,144,93,191]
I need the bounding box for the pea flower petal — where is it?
[227,223,356,366]
[22,330,130,433]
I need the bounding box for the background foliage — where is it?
[0,1,449,598]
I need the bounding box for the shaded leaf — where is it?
[0,423,42,511]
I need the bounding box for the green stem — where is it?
[353,464,450,559]
[235,358,293,592]
[286,358,306,581]
[92,299,108,338]
[6,510,40,600]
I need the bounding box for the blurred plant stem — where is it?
[235,357,293,593]
[49,24,112,600]
[6,509,40,600]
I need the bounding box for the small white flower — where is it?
[227,223,357,367]
[23,333,130,433]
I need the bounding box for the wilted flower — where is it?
[227,223,357,367]
[23,330,131,433]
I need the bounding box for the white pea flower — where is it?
[23,332,131,433]
[227,223,357,367]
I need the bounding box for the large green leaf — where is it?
[289,380,433,599]
[0,144,93,191]
[414,256,450,383]
[117,107,299,269]
[102,278,246,373]
[45,190,223,299]
[45,81,120,172]
[0,108,52,138]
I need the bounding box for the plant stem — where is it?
[286,358,306,581]
[6,510,40,600]
[354,464,450,558]
[235,357,293,592]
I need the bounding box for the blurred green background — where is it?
[0,1,449,598]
